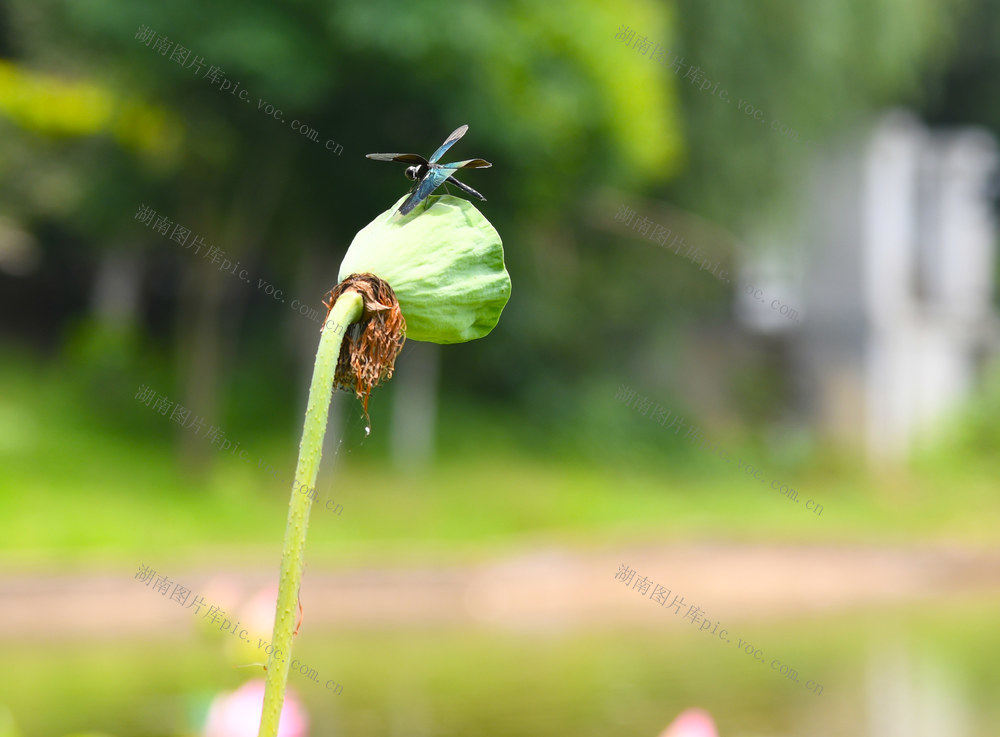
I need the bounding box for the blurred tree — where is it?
[0,0,684,466]
[668,0,957,222]
[920,0,1000,236]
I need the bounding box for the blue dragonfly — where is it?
[366,124,491,216]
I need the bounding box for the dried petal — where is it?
[323,274,405,416]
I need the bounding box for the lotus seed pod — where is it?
[337,194,511,344]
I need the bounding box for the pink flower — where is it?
[203,679,308,737]
[240,586,280,635]
[659,708,719,737]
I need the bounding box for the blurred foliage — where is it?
[0,0,985,466]
[3,353,1000,567]
[0,59,177,152]
[922,0,1000,132]
[0,0,686,232]
[665,0,958,222]
[918,356,1000,466]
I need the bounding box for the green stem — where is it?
[258,290,363,737]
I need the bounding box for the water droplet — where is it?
[364,425,371,437]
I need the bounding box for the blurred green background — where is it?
[2,0,1000,735]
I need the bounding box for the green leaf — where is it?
[338,194,512,344]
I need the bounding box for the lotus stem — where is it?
[257,289,363,737]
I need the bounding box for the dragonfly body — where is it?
[367,125,491,215]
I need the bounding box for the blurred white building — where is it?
[739,111,999,460]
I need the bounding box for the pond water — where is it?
[4,593,999,737]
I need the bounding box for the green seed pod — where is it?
[338,194,511,344]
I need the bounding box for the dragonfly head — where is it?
[404,165,421,181]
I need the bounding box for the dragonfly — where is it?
[366,124,491,216]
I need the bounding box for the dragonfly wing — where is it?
[436,158,492,170]
[428,124,469,163]
[398,167,452,215]
[366,153,429,165]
